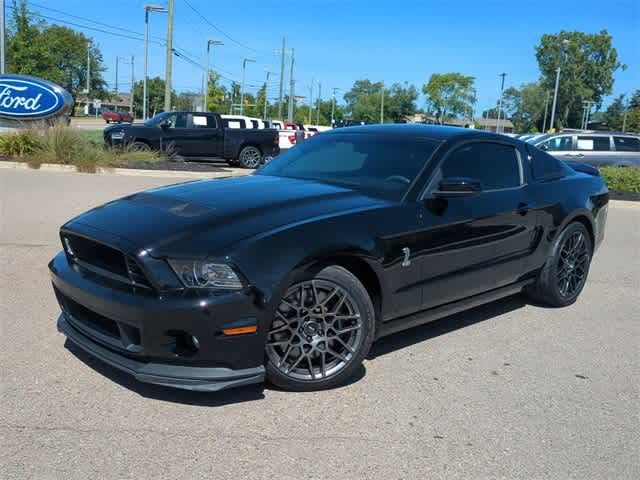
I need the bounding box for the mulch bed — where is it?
[609,190,640,202]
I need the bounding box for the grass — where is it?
[599,167,640,193]
[0,124,160,173]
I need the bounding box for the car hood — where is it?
[64,175,389,258]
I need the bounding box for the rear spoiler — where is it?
[565,161,600,177]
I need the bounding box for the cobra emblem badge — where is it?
[401,247,411,267]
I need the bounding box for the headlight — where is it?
[167,260,243,290]
[110,130,125,140]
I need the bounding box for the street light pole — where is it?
[496,72,507,133]
[317,82,321,124]
[549,39,570,132]
[203,39,223,112]
[240,58,255,115]
[331,87,339,127]
[163,0,174,112]
[130,55,134,117]
[308,78,314,124]
[263,71,272,121]
[143,5,166,121]
[380,81,385,124]
[542,90,550,132]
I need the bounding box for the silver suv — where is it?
[534,132,640,167]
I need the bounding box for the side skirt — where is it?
[376,279,534,339]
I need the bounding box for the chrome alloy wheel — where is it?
[239,146,262,168]
[266,280,364,381]
[557,230,589,298]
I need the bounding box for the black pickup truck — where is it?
[104,111,279,168]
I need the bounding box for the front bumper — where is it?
[49,251,268,392]
[58,315,264,391]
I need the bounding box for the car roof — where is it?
[325,124,513,142]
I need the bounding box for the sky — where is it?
[18,0,639,114]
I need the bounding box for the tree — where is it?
[384,82,418,123]
[205,71,228,113]
[175,92,200,111]
[603,94,626,130]
[535,30,624,129]
[132,77,175,118]
[422,73,475,124]
[6,0,108,101]
[502,82,547,132]
[343,79,385,123]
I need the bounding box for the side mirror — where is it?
[159,120,170,129]
[433,177,481,198]
[538,143,549,151]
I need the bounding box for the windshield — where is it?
[256,132,438,199]
[143,112,169,127]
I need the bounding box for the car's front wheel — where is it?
[527,222,593,307]
[265,266,375,391]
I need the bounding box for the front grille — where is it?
[62,233,152,289]
[54,286,141,352]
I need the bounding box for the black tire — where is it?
[265,265,375,391]
[130,141,151,152]
[238,145,262,169]
[526,222,592,307]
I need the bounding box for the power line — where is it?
[181,0,270,56]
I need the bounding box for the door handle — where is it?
[564,153,584,158]
[517,202,529,216]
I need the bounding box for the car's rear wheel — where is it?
[527,222,592,307]
[265,266,375,391]
[238,146,262,169]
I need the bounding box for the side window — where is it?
[440,142,521,190]
[165,113,187,129]
[527,144,565,181]
[576,136,610,151]
[250,120,259,128]
[192,114,217,128]
[541,136,572,151]
[613,136,640,152]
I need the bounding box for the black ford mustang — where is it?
[49,125,609,392]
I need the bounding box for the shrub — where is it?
[0,124,161,171]
[0,129,42,156]
[599,167,640,193]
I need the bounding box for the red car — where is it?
[102,110,133,124]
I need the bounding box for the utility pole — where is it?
[115,57,119,95]
[316,82,321,124]
[86,40,91,95]
[278,37,285,120]
[380,81,385,124]
[240,57,255,115]
[542,90,550,132]
[263,71,272,120]
[331,87,339,127]
[164,0,174,112]
[496,72,507,133]
[287,48,295,121]
[622,102,629,132]
[1,0,6,74]
[550,39,570,132]
[130,55,134,116]
[308,78,314,124]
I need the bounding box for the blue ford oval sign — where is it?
[0,74,73,119]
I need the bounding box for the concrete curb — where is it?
[1,160,639,209]
[0,160,250,179]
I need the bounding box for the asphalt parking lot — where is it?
[1,168,638,479]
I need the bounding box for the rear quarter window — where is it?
[613,136,640,152]
[527,144,566,181]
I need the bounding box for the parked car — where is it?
[102,110,133,124]
[51,125,608,393]
[533,132,640,167]
[220,114,254,129]
[104,111,279,168]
